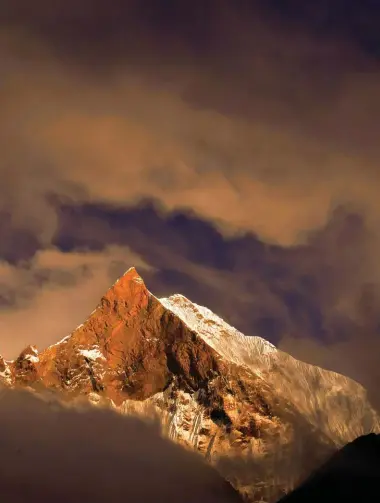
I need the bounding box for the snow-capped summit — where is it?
[161,293,276,367]
[0,267,378,502]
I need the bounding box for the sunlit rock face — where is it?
[1,267,378,502]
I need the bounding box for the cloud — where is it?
[0,0,380,248]
[0,386,241,503]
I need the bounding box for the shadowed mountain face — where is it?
[0,267,378,502]
[277,433,380,503]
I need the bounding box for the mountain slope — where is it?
[160,293,377,443]
[0,267,378,502]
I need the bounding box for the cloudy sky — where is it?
[1,1,380,406]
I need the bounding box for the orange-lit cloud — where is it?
[0,3,380,246]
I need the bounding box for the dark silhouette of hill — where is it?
[277,433,380,503]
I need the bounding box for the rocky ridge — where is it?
[0,267,378,502]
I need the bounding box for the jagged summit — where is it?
[111,266,145,288]
[0,266,379,502]
[103,266,149,305]
[18,345,39,361]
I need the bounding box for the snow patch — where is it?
[23,346,40,363]
[79,348,105,361]
[160,294,276,370]
[54,335,70,346]
[26,355,39,363]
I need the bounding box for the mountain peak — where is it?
[0,267,379,503]
[122,266,142,280]
[114,266,145,288]
[18,345,39,362]
[103,266,149,309]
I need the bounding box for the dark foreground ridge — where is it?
[277,433,380,503]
